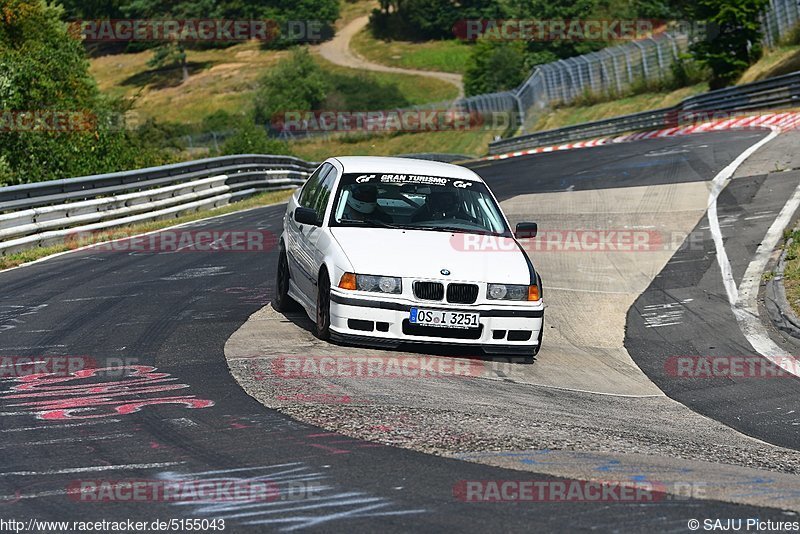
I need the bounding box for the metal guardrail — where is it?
[488,70,800,154]
[0,155,318,256]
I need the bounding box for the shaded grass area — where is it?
[350,29,472,74]
[289,129,495,161]
[0,189,294,271]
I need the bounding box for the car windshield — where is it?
[331,172,510,235]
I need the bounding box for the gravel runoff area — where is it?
[226,306,800,512]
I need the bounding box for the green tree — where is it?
[0,0,168,185]
[122,0,219,83]
[464,39,530,96]
[371,0,505,40]
[58,0,124,19]
[221,120,290,155]
[684,0,769,88]
[253,47,328,126]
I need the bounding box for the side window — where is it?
[298,163,331,208]
[312,167,338,221]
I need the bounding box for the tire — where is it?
[274,246,299,312]
[530,316,544,358]
[315,270,331,341]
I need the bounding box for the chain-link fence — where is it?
[762,0,800,47]
[449,0,800,135]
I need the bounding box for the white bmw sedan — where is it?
[274,156,544,362]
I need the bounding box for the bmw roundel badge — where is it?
[440,269,451,276]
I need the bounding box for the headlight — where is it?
[355,274,402,294]
[487,283,539,301]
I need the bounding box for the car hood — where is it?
[330,227,533,284]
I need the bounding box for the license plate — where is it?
[409,308,480,329]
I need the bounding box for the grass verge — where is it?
[783,229,800,318]
[0,189,294,271]
[739,44,800,84]
[531,83,708,132]
[350,29,472,74]
[289,129,495,161]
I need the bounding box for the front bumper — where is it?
[328,290,543,354]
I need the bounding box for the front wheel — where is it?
[315,270,331,341]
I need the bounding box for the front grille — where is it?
[402,320,483,339]
[446,283,479,304]
[414,281,444,301]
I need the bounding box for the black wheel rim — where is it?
[278,252,289,299]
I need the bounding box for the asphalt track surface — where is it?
[0,130,796,532]
[625,168,800,449]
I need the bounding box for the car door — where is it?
[298,164,338,298]
[286,163,331,298]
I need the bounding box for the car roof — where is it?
[331,156,484,183]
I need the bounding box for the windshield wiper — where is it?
[407,225,497,235]
[339,218,402,229]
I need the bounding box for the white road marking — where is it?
[545,286,631,295]
[0,345,66,351]
[706,127,800,378]
[0,462,184,477]
[0,420,122,433]
[0,433,133,448]
[61,294,141,302]
[169,417,198,427]
[732,182,800,376]
[642,299,693,328]
[161,266,229,280]
[707,128,780,304]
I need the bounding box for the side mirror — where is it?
[515,222,537,239]
[294,207,319,226]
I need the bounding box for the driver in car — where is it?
[342,183,392,223]
[412,190,464,222]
